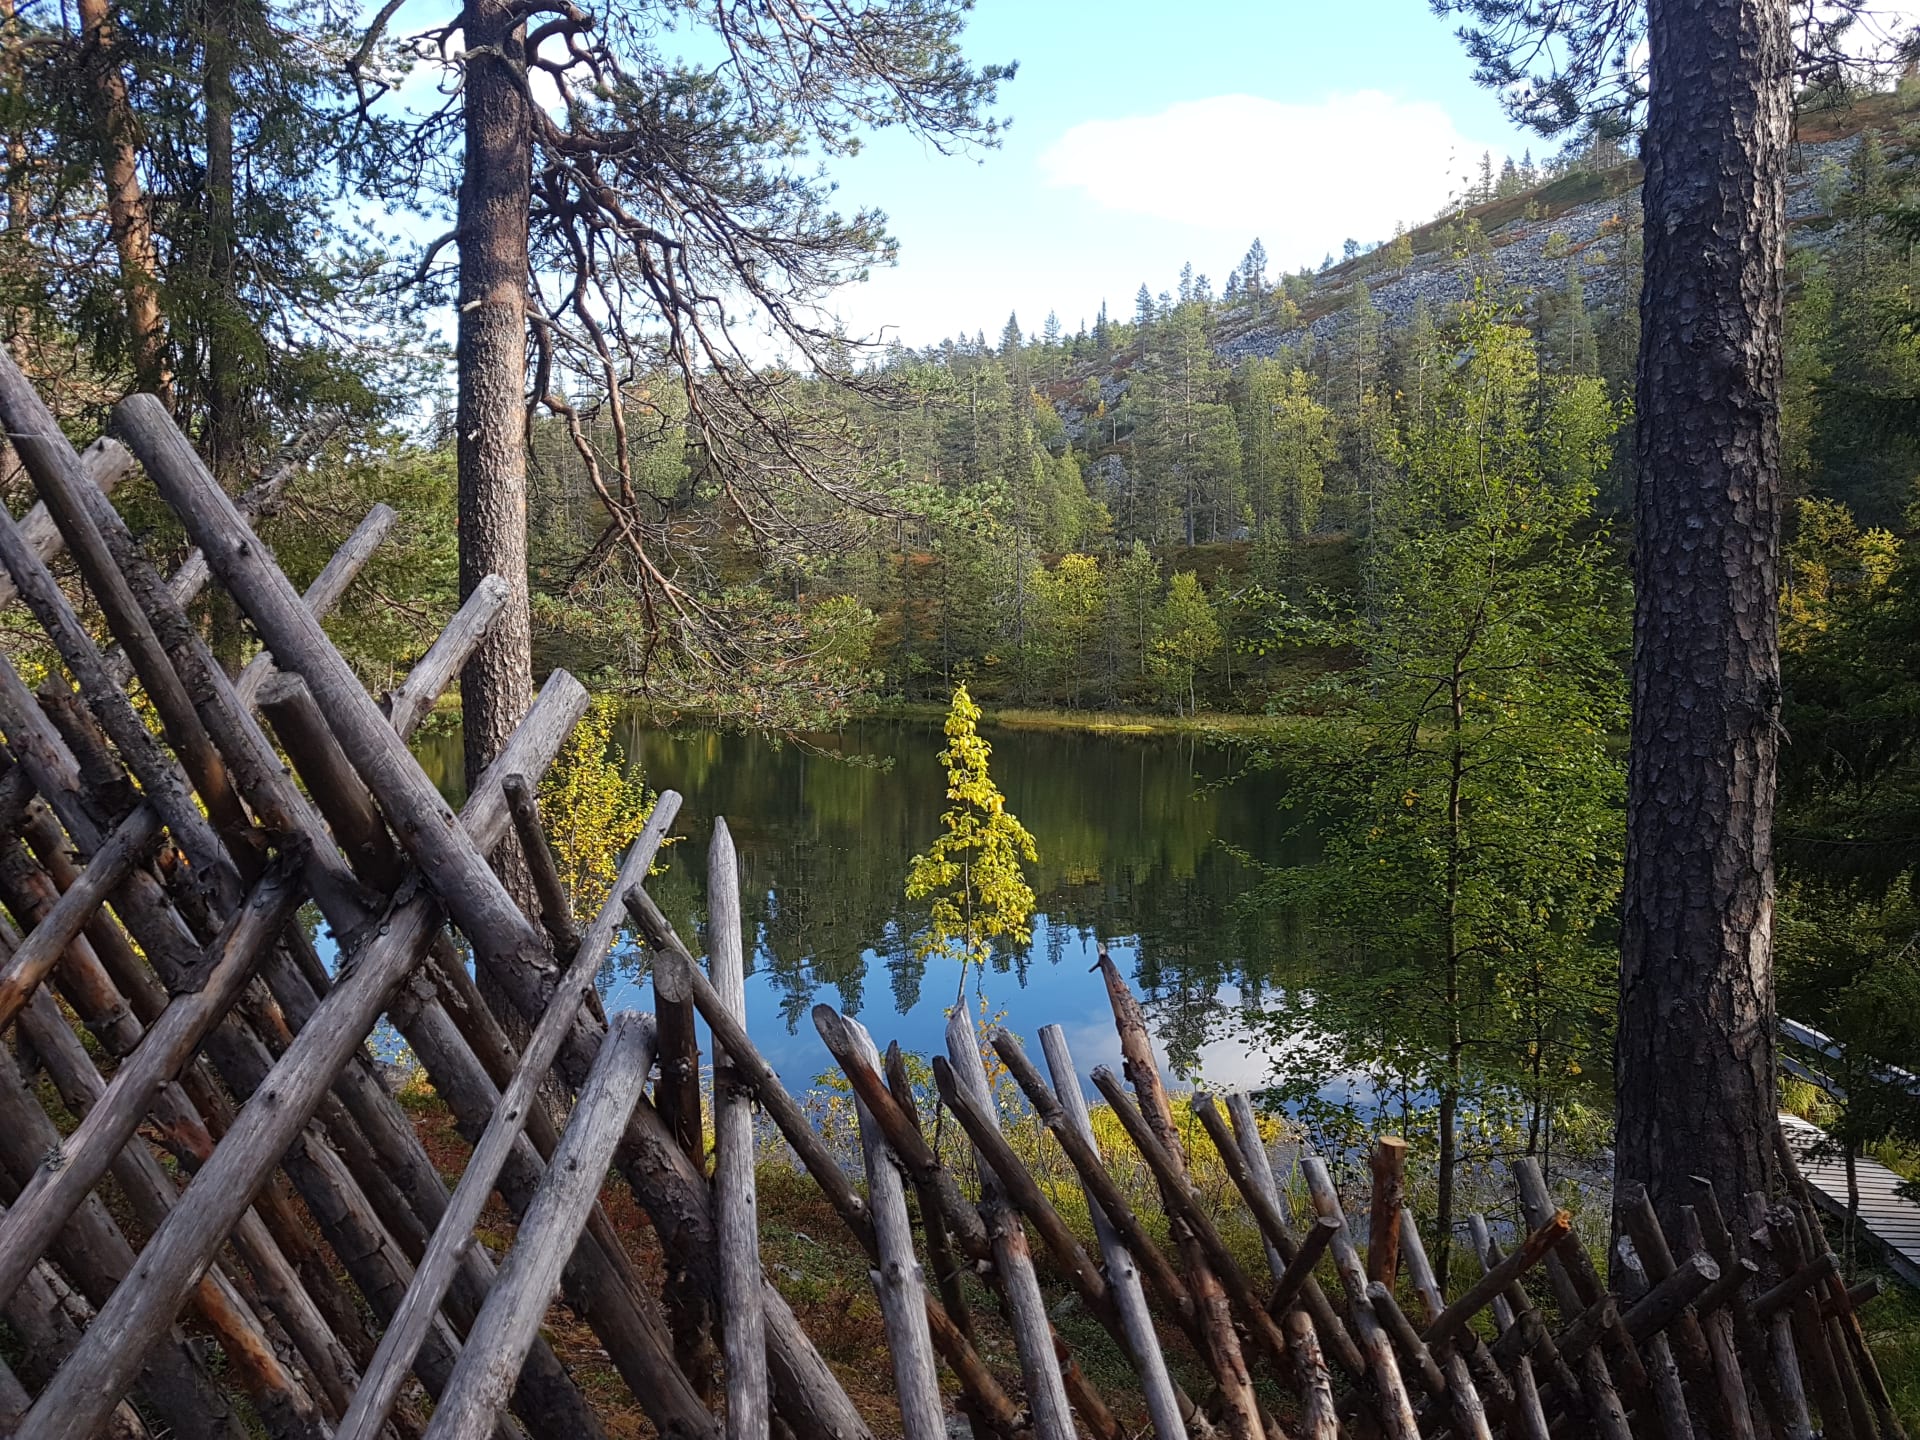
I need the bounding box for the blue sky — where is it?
[812,0,1538,348]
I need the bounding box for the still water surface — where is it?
[412,715,1323,1096]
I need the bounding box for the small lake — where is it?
[413,714,1327,1098]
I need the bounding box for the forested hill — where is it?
[414,91,1920,723]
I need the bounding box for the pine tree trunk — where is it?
[457,0,539,1041]
[75,0,169,404]
[455,0,534,790]
[1616,0,1790,1230]
[203,1,240,480]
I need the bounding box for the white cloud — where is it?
[1038,91,1502,270]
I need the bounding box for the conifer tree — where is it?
[905,685,1039,983]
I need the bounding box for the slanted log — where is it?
[1298,1156,1421,1440]
[885,1038,974,1345]
[710,818,770,1440]
[10,939,365,1422]
[0,859,304,1303]
[504,774,583,953]
[1464,1215,1552,1440]
[1421,1208,1569,1348]
[0,798,156,1032]
[1397,1209,1496,1440]
[946,1008,1077,1440]
[1095,949,1261,1440]
[1678,1203,1761,1440]
[1614,1236,1698,1440]
[262,691,704,1440]
[10,675,590,1440]
[845,1015,945,1440]
[420,1013,656,1440]
[1511,1158,1634,1440]
[1037,1024,1188,1440]
[1191,1092,1364,1379]
[384,574,509,738]
[1366,1283,1448,1400]
[1765,1197,1860,1440]
[0,1039,322,1440]
[337,825,694,1440]
[1622,1252,1720,1344]
[233,504,398,705]
[1285,1310,1338,1440]
[120,392,576,1051]
[0,436,129,610]
[1088,1068,1293,1384]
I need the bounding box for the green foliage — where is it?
[904,685,1039,974]
[536,696,656,917]
[1243,300,1627,1187]
[1148,571,1222,717]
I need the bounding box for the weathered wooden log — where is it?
[1510,1158,1635,1440]
[504,773,583,952]
[1088,1067,1293,1387]
[121,392,576,1044]
[0,671,532,1436]
[383,573,509,738]
[258,705,709,1440]
[0,1036,329,1440]
[987,1029,1190,1323]
[336,824,683,1440]
[0,435,128,610]
[19,978,366,1422]
[1284,1309,1338,1440]
[1754,1253,1838,1320]
[1187,1093,1363,1382]
[232,504,399,705]
[1094,950,1262,1440]
[25,502,604,1440]
[1036,1024,1189,1440]
[1678,1203,1761,1440]
[0,858,304,1302]
[1765,1197,1859,1440]
[1464,1215,1552,1440]
[1422,1208,1569,1348]
[1298,1155,1421,1440]
[1614,1237,1698,1440]
[420,1013,656,1440]
[1396,1208,1497,1440]
[845,1015,945,1440]
[1618,1184,1719,1385]
[709,817,770,1440]
[0,797,157,1033]
[1622,1252,1720,1344]
[0,495,244,891]
[1366,1282,1448,1400]
[0,1219,177,1440]
[37,446,624,1439]
[10,674,590,1440]
[885,1038,975,1345]
[932,1053,1115,1322]
[1368,1136,1409,1287]
[946,1007,1077,1440]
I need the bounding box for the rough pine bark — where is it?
[1616,0,1790,1228]
[74,0,170,406]
[455,0,534,791]
[456,0,541,1045]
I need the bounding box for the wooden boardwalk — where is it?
[1781,1111,1920,1288]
